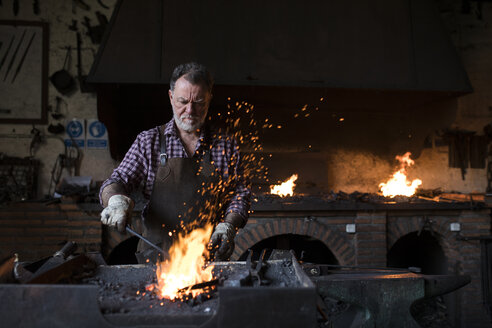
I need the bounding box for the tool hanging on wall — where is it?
[48,97,66,134]
[3,29,26,82]
[51,96,65,120]
[82,12,108,44]
[97,0,109,9]
[29,126,43,157]
[33,0,40,15]
[76,32,95,93]
[72,0,90,14]
[49,47,76,95]
[47,139,81,197]
[0,35,14,71]
[68,20,78,32]
[13,0,19,16]
[12,32,36,83]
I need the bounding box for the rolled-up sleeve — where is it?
[99,132,152,205]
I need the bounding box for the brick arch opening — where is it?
[231,218,355,265]
[236,233,339,264]
[387,216,458,274]
[387,230,447,274]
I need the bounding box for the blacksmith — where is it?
[99,62,251,263]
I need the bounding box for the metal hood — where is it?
[88,0,472,94]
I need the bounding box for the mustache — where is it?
[180,114,197,120]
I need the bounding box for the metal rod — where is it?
[178,278,219,293]
[125,226,165,254]
[0,35,15,71]
[12,32,36,83]
[4,29,26,81]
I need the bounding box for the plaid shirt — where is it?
[100,119,251,221]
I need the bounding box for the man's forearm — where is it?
[100,182,129,208]
[223,211,246,229]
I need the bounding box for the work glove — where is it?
[210,222,236,261]
[100,194,134,233]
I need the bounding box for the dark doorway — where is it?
[106,236,139,265]
[238,233,339,264]
[388,231,453,327]
[387,230,447,274]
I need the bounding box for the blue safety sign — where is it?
[88,121,106,138]
[86,119,108,149]
[66,121,83,138]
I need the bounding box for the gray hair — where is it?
[170,62,214,93]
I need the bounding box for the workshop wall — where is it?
[334,0,492,194]
[0,0,118,198]
[0,0,490,199]
[262,0,491,195]
[0,201,101,260]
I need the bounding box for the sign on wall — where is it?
[64,118,85,148]
[86,119,108,149]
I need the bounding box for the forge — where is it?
[0,249,473,328]
[1,252,317,328]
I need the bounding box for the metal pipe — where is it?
[125,226,165,254]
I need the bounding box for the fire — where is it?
[379,152,422,197]
[270,174,298,197]
[152,224,214,300]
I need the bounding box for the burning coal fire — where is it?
[379,152,422,198]
[148,224,214,301]
[270,174,298,197]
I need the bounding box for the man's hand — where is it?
[100,194,134,232]
[210,222,236,261]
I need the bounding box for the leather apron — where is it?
[135,126,221,263]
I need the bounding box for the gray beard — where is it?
[174,112,205,133]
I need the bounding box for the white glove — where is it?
[100,194,134,232]
[210,222,237,260]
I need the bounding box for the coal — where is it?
[80,257,302,324]
[252,190,486,212]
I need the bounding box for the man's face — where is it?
[169,76,211,133]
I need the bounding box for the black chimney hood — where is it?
[89,0,473,162]
[88,0,472,94]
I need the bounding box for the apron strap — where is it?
[159,125,167,166]
[203,148,212,163]
[201,128,212,163]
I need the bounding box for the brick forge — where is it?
[0,200,490,326]
[232,206,492,328]
[0,202,102,261]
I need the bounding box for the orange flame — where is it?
[270,174,298,197]
[379,152,422,197]
[152,224,214,300]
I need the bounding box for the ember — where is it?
[150,224,214,300]
[270,174,298,197]
[379,152,422,198]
